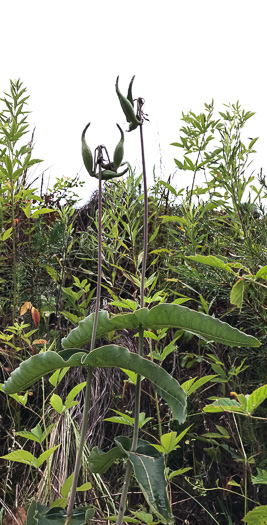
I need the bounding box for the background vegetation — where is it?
[0,81,266,524]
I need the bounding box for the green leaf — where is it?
[49,367,69,387]
[230,279,245,309]
[215,425,230,438]
[104,410,134,427]
[50,393,64,414]
[242,505,267,524]
[201,432,228,439]
[186,254,235,273]
[153,429,190,454]
[43,265,59,283]
[15,430,42,443]
[2,347,187,422]
[31,207,55,218]
[31,424,43,441]
[154,432,180,454]
[1,227,13,241]
[82,346,187,423]
[251,469,267,485]
[116,437,174,524]
[62,304,260,350]
[65,381,86,406]
[167,467,192,480]
[61,473,74,498]
[0,450,36,466]
[181,375,217,396]
[2,351,86,394]
[76,482,92,491]
[203,398,247,414]
[36,445,60,467]
[121,368,138,384]
[159,180,177,196]
[88,445,126,474]
[26,501,94,524]
[255,266,267,280]
[247,384,267,415]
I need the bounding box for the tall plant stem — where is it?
[139,122,148,309]
[233,414,248,517]
[10,170,17,326]
[67,160,102,519]
[188,133,205,208]
[117,121,148,525]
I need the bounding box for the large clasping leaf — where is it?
[3,345,187,423]
[62,304,260,349]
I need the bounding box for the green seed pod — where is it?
[102,166,129,180]
[81,123,94,177]
[116,76,141,130]
[128,121,139,132]
[127,75,135,107]
[113,124,124,169]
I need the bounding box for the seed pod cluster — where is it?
[81,123,128,180]
[115,76,142,132]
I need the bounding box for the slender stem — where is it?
[139,123,148,309]
[9,156,17,327]
[66,366,93,517]
[67,159,102,519]
[189,133,205,208]
[117,120,148,525]
[155,391,162,440]
[42,377,52,505]
[233,414,248,517]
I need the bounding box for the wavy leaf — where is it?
[62,304,260,349]
[82,346,186,423]
[2,351,86,394]
[3,346,187,423]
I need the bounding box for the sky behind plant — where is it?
[1,0,266,203]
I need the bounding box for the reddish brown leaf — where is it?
[33,339,48,345]
[20,302,31,316]
[31,307,40,326]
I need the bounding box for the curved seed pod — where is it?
[127,75,135,107]
[113,124,124,169]
[129,121,139,132]
[81,123,94,176]
[116,76,141,129]
[102,166,129,180]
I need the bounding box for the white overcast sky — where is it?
[1,0,266,204]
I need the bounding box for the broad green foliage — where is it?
[0,445,59,468]
[3,345,187,423]
[62,304,260,349]
[203,384,267,416]
[252,469,267,485]
[242,506,267,524]
[26,501,94,525]
[1,79,265,524]
[115,437,174,524]
[152,428,191,455]
[89,445,126,474]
